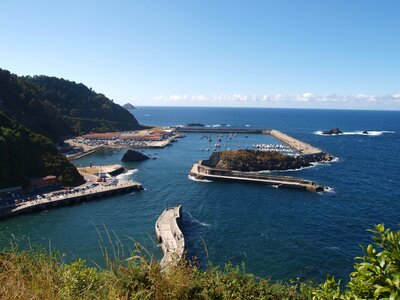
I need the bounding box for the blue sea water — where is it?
[1,107,399,283]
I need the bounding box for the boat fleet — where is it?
[252,143,294,154]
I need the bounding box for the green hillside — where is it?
[0,68,140,142]
[0,111,84,189]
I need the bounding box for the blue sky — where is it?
[1,0,399,109]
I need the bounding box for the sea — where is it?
[1,107,399,283]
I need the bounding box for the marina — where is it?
[177,127,328,157]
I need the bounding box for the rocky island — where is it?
[123,103,136,110]
[185,123,205,127]
[121,149,150,162]
[322,128,343,135]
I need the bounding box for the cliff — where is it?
[0,111,84,188]
[0,68,141,142]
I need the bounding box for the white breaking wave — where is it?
[205,124,231,128]
[185,211,211,227]
[324,187,335,193]
[314,130,395,136]
[188,175,212,183]
[116,169,138,180]
[245,124,251,127]
[257,160,335,174]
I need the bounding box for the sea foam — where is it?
[314,130,395,136]
[188,175,212,183]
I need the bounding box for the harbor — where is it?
[155,205,185,269]
[176,127,329,157]
[64,128,183,161]
[190,161,327,192]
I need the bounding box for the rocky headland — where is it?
[203,149,333,172]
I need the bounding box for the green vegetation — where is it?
[0,112,84,188]
[0,68,140,142]
[0,224,399,299]
[209,150,310,171]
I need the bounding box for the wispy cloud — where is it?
[150,93,400,109]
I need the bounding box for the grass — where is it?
[1,223,399,299]
[0,246,311,300]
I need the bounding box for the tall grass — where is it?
[0,229,310,299]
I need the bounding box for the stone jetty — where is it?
[268,130,322,155]
[155,205,185,269]
[190,162,327,192]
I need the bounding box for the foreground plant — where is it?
[1,224,399,299]
[313,223,400,299]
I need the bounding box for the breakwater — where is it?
[190,162,327,192]
[0,180,143,218]
[175,127,263,133]
[155,205,185,269]
[268,130,323,155]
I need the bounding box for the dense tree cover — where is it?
[0,111,84,188]
[0,68,140,142]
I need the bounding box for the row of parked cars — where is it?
[0,183,101,208]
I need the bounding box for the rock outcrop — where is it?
[322,128,343,135]
[204,150,332,172]
[185,123,205,127]
[121,150,149,162]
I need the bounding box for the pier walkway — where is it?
[0,178,143,218]
[155,205,185,269]
[190,162,326,192]
[268,130,322,155]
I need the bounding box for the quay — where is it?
[0,179,143,219]
[190,162,327,193]
[155,205,185,269]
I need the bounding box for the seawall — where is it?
[155,205,185,269]
[190,162,326,192]
[269,130,323,155]
[175,127,264,134]
[0,181,143,219]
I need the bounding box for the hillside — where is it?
[0,68,140,142]
[0,111,84,188]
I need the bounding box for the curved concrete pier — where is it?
[155,205,185,269]
[190,162,327,192]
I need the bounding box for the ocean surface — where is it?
[1,107,400,282]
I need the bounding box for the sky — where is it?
[0,0,399,110]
